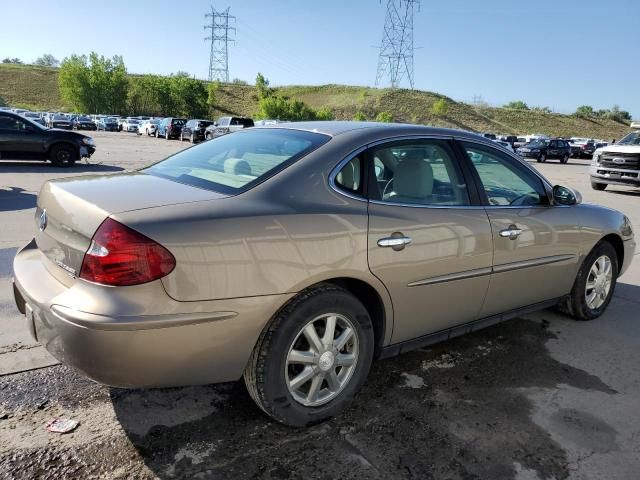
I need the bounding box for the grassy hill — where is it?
[0,63,631,139]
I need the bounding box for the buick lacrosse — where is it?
[13,122,635,426]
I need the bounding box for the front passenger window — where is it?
[462,142,547,207]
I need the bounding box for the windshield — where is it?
[618,132,640,145]
[23,112,39,118]
[53,115,68,121]
[527,140,548,147]
[78,116,91,121]
[144,128,330,194]
[171,119,186,126]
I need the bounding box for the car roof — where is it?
[261,121,487,141]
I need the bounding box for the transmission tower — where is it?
[375,0,419,89]
[204,6,235,82]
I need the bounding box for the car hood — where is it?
[596,144,640,154]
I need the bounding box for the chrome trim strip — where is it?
[492,254,576,273]
[408,266,492,287]
[369,199,483,210]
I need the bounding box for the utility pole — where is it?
[375,0,419,89]
[204,5,235,82]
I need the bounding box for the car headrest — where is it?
[224,158,252,176]
[394,159,434,199]
[336,162,359,191]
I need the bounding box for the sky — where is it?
[1,0,639,117]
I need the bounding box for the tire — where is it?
[49,144,76,167]
[591,181,607,191]
[180,132,184,142]
[244,283,374,427]
[562,241,618,321]
[539,153,547,163]
[165,130,169,140]
[190,133,195,144]
[561,154,569,164]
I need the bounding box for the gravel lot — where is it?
[1,131,639,479]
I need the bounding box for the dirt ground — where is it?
[1,131,639,479]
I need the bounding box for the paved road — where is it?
[0,133,638,479]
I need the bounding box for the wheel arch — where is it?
[600,233,624,273]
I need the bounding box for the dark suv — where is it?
[516,138,571,164]
[157,117,186,140]
[0,111,96,166]
[180,119,214,143]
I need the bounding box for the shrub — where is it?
[575,105,594,116]
[431,98,449,116]
[353,111,367,121]
[375,111,393,122]
[315,107,334,121]
[503,100,529,110]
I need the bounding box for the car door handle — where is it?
[377,235,412,250]
[499,225,522,240]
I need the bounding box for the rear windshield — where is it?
[144,128,330,194]
[171,118,186,126]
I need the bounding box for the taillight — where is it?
[79,218,175,286]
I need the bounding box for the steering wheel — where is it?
[382,178,394,199]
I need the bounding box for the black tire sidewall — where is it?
[258,289,374,427]
[50,145,76,167]
[571,242,618,320]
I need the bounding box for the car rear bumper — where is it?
[12,239,292,388]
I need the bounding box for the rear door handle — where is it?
[499,224,522,240]
[377,235,412,251]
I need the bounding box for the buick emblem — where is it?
[612,157,626,164]
[39,209,48,232]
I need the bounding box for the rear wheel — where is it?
[538,153,547,163]
[562,241,618,321]
[561,154,569,164]
[190,133,195,144]
[244,284,374,427]
[591,181,607,191]
[49,144,76,167]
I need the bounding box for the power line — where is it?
[204,5,235,82]
[375,0,419,89]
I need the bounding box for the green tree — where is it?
[255,72,272,99]
[531,106,552,114]
[59,52,128,114]
[207,81,219,116]
[375,111,393,122]
[575,105,594,116]
[353,111,367,121]
[232,78,248,85]
[2,58,23,64]
[431,98,449,116]
[503,100,529,110]
[34,54,59,67]
[169,74,208,118]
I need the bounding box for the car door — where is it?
[366,138,493,344]
[459,140,582,317]
[0,115,43,157]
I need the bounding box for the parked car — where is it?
[205,116,254,140]
[122,118,141,133]
[138,119,160,136]
[97,117,119,132]
[0,111,95,166]
[47,114,73,130]
[493,139,514,152]
[12,122,635,427]
[590,127,640,191]
[569,138,593,158]
[517,138,571,163]
[180,119,213,143]
[513,137,528,150]
[73,116,98,131]
[21,112,46,126]
[117,118,127,132]
[157,117,186,139]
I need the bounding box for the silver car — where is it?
[13,122,635,426]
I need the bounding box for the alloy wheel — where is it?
[285,313,359,407]
[585,255,613,310]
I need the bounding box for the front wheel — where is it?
[561,154,569,164]
[562,242,618,321]
[49,144,76,167]
[591,181,607,191]
[538,153,547,163]
[244,284,374,427]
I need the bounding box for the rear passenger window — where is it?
[335,155,363,195]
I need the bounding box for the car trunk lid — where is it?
[35,172,227,276]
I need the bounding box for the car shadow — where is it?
[0,161,124,173]
[0,187,37,212]
[606,188,640,197]
[110,311,620,479]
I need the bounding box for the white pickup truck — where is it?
[590,122,640,191]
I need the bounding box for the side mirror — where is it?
[553,185,582,206]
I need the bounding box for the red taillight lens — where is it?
[79,218,175,286]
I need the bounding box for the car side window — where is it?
[462,142,548,207]
[369,140,470,206]
[0,116,25,131]
[335,155,363,195]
